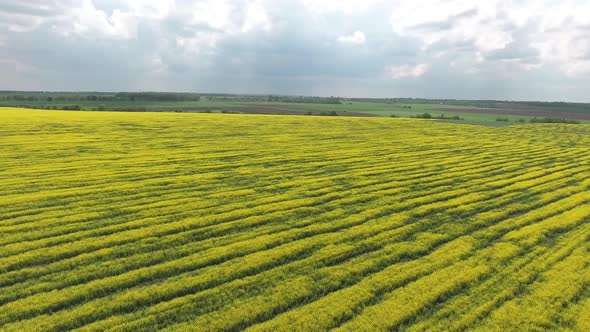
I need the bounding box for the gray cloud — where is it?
[485,24,539,63]
[486,42,538,61]
[0,0,589,101]
[0,1,65,17]
[410,8,478,33]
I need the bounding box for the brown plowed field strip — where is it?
[168,105,380,117]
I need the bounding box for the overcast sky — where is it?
[1,0,589,101]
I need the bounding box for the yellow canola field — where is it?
[0,107,589,331]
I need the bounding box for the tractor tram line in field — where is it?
[0,108,589,331]
[2,143,568,270]
[3,160,580,308]
[3,140,572,249]
[0,145,567,263]
[2,145,588,298]
[0,141,511,227]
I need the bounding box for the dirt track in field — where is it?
[169,105,380,117]
[432,108,590,120]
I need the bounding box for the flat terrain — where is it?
[162,105,380,117]
[176,103,590,121]
[433,107,590,121]
[1,107,590,331]
[3,90,590,125]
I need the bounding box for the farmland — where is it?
[1,107,590,331]
[2,91,590,125]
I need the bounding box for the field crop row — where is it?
[0,108,589,331]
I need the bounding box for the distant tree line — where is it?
[266,95,342,104]
[0,92,200,103]
[206,94,342,104]
[0,94,115,102]
[114,92,200,102]
[5,104,82,110]
[1,91,588,113]
[206,95,268,102]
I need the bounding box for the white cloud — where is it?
[188,0,271,35]
[337,31,366,45]
[301,0,385,15]
[68,1,136,39]
[0,12,45,32]
[1,0,590,101]
[389,0,590,77]
[242,0,271,32]
[386,63,430,79]
[192,0,232,30]
[176,33,219,55]
[122,0,175,19]
[176,0,272,55]
[390,1,510,52]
